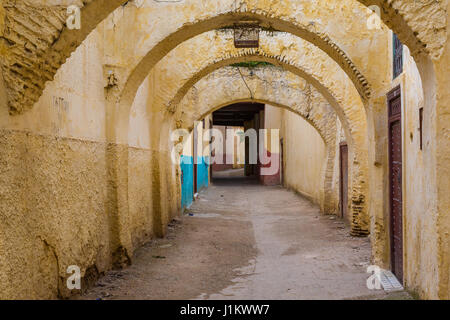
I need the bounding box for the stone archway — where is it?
[134,39,371,236]
[173,66,340,216]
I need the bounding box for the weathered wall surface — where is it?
[1,0,445,113]
[91,1,450,297]
[0,26,156,299]
[0,130,111,299]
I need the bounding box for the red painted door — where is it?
[340,143,349,222]
[388,86,403,283]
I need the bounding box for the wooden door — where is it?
[388,86,403,283]
[193,124,198,194]
[280,139,284,185]
[209,120,213,180]
[340,143,349,221]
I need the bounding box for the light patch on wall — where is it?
[52,96,70,135]
[128,77,151,149]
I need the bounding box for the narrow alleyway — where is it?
[81,171,396,300]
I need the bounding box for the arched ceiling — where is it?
[1,0,445,113]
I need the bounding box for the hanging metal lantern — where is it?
[234,22,260,48]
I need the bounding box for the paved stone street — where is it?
[81,172,397,300]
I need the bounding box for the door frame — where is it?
[339,142,349,220]
[387,85,404,283]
